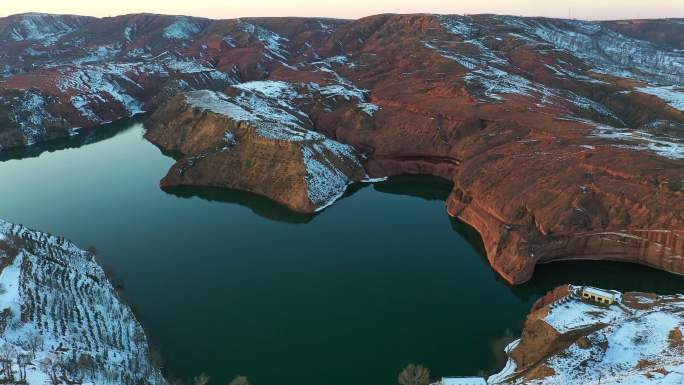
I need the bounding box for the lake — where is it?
[1,119,683,385]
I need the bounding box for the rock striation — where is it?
[1,13,684,283]
[145,85,367,212]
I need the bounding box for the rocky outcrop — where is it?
[0,219,165,384]
[2,12,684,283]
[145,84,367,213]
[489,285,684,384]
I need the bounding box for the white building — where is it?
[581,287,619,306]
[439,377,487,385]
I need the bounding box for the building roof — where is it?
[583,287,617,299]
[441,377,487,385]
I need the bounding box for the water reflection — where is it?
[0,116,143,162]
[164,185,316,224]
[2,120,684,385]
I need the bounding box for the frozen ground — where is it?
[0,220,165,385]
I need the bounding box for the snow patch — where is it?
[635,85,684,112]
[163,17,202,40]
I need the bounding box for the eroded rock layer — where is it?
[2,13,684,282]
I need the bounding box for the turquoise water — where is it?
[1,120,683,385]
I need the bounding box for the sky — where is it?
[2,0,684,20]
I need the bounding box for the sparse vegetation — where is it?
[0,221,165,384]
[398,364,431,385]
[193,373,210,385]
[229,375,250,385]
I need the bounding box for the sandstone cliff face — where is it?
[489,285,684,385]
[2,12,684,283]
[145,85,367,213]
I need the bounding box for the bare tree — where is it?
[39,358,59,385]
[0,234,27,259]
[85,246,99,256]
[78,354,96,380]
[398,364,431,385]
[229,376,250,385]
[26,331,44,358]
[0,344,16,381]
[17,354,31,381]
[193,373,210,385]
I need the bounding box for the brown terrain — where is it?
[490,285,684,384]
[1,13,683,283]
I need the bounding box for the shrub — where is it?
[398,364,431,385]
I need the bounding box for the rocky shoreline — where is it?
[1,13,683,284]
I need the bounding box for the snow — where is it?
[499,16,684,85]
[9,13,84,45]
[72,45,121,64]
[234,80,301,100]
[183,84,364,210]
[635,86,684,112]
[603,312,678,367]
[544,298,623,333]
[361,176,388,183]
[439,377,487,385]
[185,90,255,122]
[438,15,476,38]
[123,25,135,43]
[57,65,144,122]
[239,21,289,61]
[491,287,684,385]
[223,131,238,149]
[301,142,357,210]
[313,83,367,101]
[163,17,202,40]
[588,121,684,160]
[465,67,537,101]
[11,90,57,146]
[487,339,520,384]
[358,102,380,116]
[0,220,165,385]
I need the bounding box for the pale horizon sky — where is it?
[2,0,684,21]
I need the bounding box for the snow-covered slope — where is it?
[490,285,684,385]
[0,13,93,45]
[0,220,165,385]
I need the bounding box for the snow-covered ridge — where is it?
[431,16,623,124]
[5,13,90,45]
[500,17,684,85]
[0,219,165,385]
[491,286,684,385]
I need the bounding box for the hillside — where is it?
[0,219,165,384]
[490,285,684,385]
[0,13,683,283]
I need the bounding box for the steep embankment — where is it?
[0,220,165,385]
[489,285,684,385]
[2,13,684,283]
[145,83,368,213]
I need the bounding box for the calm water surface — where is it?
[1,120,684,385]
